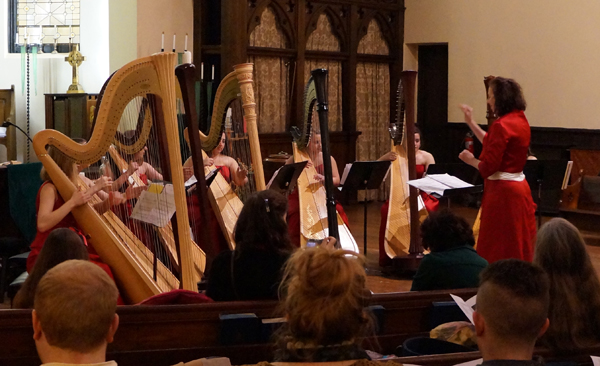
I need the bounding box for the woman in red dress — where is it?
[458,77,537,263]
[377,128,438,266]
[285,133,350,248]
[28,144,122,296]
[184,133,249,255]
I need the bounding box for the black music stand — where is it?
[426,163,483,208]
[267,161,307,196]
[523,160,569,226]
[340,161,391,255]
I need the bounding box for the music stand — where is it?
[267,161,307,196]
[426,163,483,208]
[340,161,391,255]
[523,160,569,227]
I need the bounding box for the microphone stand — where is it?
[2,121,33,144]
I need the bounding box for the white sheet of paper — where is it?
[562,161,573,190]
[452,358,483,366]
[408,174,473,196]
[451,294,477,324]
[428,174,474,189]
[0,127,6,138]
[591,355,600,366]
[340,163,352,185]
[185,174,198,188]
[130,184,176,227]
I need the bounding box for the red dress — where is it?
[27,182,123,304]
[187,165,231,256]
[476,110,537,263]
[286,165,350,248]
[378,164,438,266]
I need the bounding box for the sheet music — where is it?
[562,161,573,190]
[184,168,220,188]
[340,163,352,185]
[266,167,282,189]
[408,174,473,196]
[130,183,177,227]
[591,356,600,366]
[450,294,477,324]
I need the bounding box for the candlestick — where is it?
[161,32,165,52]
[172,34,176,52]
[212,65,215,80]
[185,34,188,52]
[201,62,204,80]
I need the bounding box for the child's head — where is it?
[14,228,89,309]
[279,248,371,347]
[234,190,293,253]
[40,146,76,181]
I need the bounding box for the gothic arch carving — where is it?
[248,0,296,49]
[305,5,347,52]
[357,10,396,54]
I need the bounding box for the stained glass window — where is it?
[8,0,80,53]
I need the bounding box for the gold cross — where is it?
[65,44,85,93]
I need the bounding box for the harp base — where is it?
[390,253,424,275]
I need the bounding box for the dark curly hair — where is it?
[234,190,294,254]
[420,209,475,252]
[490,77,527,117]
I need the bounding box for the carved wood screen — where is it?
[193,0,404,175]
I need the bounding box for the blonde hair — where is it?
[534,218,600,351]
[40,145,76,182]
[34,260,118,352]
[278,248,371,349]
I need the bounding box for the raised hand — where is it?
[459,104,475,124]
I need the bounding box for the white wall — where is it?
[109,0,137,73]
[405,0,600,129]
[137,0,193,58]
[0,0,111,162]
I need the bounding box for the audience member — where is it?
[411,209,487,291]
[474,259,549,364]
[33,260,119,365]
[534,218,600,352]
[14,228,89,309]
[206,190,295,301]
[275,246,372,362]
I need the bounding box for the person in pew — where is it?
[32,260,119,366]
[14,228,89,309]
[533,218,600,353]
[378,127,439,267]
[458,77,537,263]
[275,246,372,362]
[206,190,295,301]
[474,259,549,366]
[411,209,488,291]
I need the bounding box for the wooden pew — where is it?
[0,289,476,366]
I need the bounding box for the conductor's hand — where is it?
[459,104,475,124]
[459,149,475,164]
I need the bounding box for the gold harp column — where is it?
[234,63,265,191]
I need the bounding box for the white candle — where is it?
[15,32,19,45]
[212,65,215,80]
[172,34,176,52]
[201,62,204,80]
[39,25,43,44]
[161,32,165,51]
[185,34,188,51]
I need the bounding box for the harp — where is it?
[185,63,265,249]
[291,69,358,252]
[33,53,200,303]
[383,71,427,265]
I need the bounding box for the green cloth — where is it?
[8,162,43,243]
[411,245,488,291]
